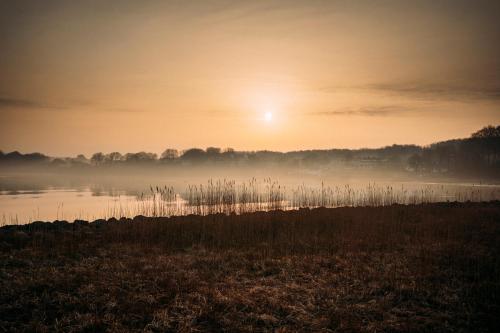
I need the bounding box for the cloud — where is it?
[0,96,141,113]
[316,78,500,103]
[101,107,143,113]
[0,96,56,109]
[310,106,415,117]
[364,82,500,102]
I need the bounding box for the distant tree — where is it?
[5,151,23,160]
[343,150,354,164]
[51,158,67,167]
[91,152,105,165]
[471,125,500,138]
[206,147,221,155]
[222,148,236,157]
[22,152,48,162]
[469,125,500,169]
[72,154,89,166]
[75,154,88,162]
[408,154,423,172]
[206,147,221,161]
[124,152,157,163]
[105,152,123,163]
[160,148,179,160]
[181,148,206,161]
[124,153,134,162]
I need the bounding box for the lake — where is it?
[1,174,499,225]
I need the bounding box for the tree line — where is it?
[1,125,499,178]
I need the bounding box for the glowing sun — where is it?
[264,112,273,123]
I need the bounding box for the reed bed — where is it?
[2,179,498,225]
[111,179,500,219]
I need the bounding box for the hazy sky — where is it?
[1,0,499,156]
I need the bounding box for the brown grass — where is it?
[1,202,499,332]
[114,179,500,219]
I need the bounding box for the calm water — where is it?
[1,174,499,225]
[0,188,139,224]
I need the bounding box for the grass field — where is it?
[1,202,499,332]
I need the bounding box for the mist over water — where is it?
[2,129,499,224]
[1,170,499,225]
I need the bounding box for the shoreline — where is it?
[1,200,499,227]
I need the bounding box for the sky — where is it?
[1,0,499,156]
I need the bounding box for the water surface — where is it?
[1,174,499,225]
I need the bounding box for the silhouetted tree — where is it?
[105,152,123,163]
[91,152,105,165]
[1,125,498,177]
[51,158,67,167]
[206,147,221,155]
[71,154,89,166]
[181,148,206,161]
[219,148,237,162]
[75,154,88,162]
[206,147,221,161]
[23,152,49,163]
[160,149,179,160]
[408,154,423,172]
[471,125,500,138]
[124,152,157,163]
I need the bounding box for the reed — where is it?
[3,179,498,226]
[122,179,500,219]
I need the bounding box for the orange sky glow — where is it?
[1,0,499,156]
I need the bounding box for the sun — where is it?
[264,112,273,123]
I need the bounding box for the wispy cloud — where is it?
[365,82,500,101]
[316,80,500,102]
[0,96,143,113]
[310,105,416,117]
[101,106,143,113]
[0,96,60,109]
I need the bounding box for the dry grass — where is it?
[124,179,500,219]
[1,202,499,332]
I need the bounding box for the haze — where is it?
[1,0,499,156]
